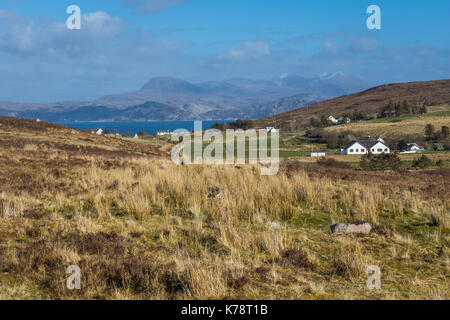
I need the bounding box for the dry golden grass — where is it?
[290,152,450,164]
[0,117,448,300]
[0,157,448,299]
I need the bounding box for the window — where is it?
[378,148,382,152]
[385,149,388,152]
[355,149,359,152]
[350,149,354,153]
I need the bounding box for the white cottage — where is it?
[94,128,104,135]
[266,127,279,133]
[341,137,390,155]
[156,130,172,136]
[327,115,338,124]
[400,143,423,154]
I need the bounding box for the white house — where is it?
[327,115,351,125]
[156,130,172,136]
[400,143,424,154]
[341,137,390,155]
[327,115,338,124]
[266,127,279,133]
[311,151,326,157]
[93,128,103,135]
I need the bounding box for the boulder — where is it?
[330,222,372,235]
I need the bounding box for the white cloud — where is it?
[82,12,125,37]
[351,37,379,52]
[219,41,271,61]
[323,39,338,53]
[0,10,126,56]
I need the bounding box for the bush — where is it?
[360,153,401,171]
[412,154,433,169]
[436,159,444,168]
[317,157,351,169]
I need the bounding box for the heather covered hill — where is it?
[255,79,450,129]
[0,117,163,164]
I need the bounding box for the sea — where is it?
[56,120,233,135]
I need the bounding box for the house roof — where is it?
[402,143,421,150]
[343,139,389,150]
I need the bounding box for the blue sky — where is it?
[0,0,449,102]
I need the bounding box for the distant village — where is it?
[89,128,174,138]
[311,136,424,158]
[87,123,427,159]
[308,113,433,158]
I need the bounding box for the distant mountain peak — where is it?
[319,71,345,80]
[140,77,201,93]
[2,73,371,121]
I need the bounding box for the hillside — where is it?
[0,117,448,300]
[255,79,450,129]
[324,105,450,140]
[0,117,163,176]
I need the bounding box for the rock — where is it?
[330,222,372,235]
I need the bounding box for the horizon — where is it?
[3,75,450,106]
[0,0,449,103]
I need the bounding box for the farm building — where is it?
[341,137,390,155]
[311,151,326,157]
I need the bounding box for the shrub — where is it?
[425,123,435,141]
[360,153,401,171]
[412,154,433,169]
[317,157,351,169]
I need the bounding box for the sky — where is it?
[0,0,449,102]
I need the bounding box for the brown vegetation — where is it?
[0,117,448,299]
[255,79,450,129]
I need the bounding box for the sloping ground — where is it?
[0,117,162,158]
[0,117,163,195]
[255,79,450,129]
[324,105,450,139]
[0,116,448,300]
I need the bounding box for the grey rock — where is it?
[330,222,372,235]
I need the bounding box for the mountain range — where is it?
[0,73,368,121]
